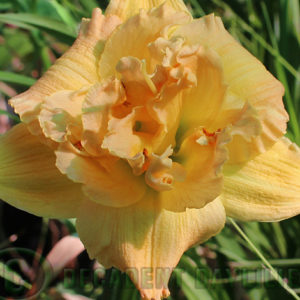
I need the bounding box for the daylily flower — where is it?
[1,0,300,299]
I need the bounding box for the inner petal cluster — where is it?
[86,36,201,191]
[40,32,225,194]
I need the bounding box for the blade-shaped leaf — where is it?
[0,13,77,38]
[0,261,32,290]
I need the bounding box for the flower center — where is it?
[98,36,205,191]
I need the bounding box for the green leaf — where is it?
[0,19,36,30]
[0,261,32,290]
[215,225,248,261]
[188,0,205,17]
[212,0,300,81]
[79,0,102,13]
[271,223,287,257]
[0,109,20,123]
[174,269,213,300]
[48,0,77,30]
[261,1,300,144]
[243,222,274,255]
[0,3,12,10]
[0,13,77,38]
[5,29,34,58]
[0,71,36,86]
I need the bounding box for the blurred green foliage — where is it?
[0,0,299,299]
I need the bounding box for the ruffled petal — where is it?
[0,124,83,218]
[102,106,161,158]
[76,196,225,300]
[221,138,300,221]
[82,79,125,156]
[39,88,88,143]
[55,143,147,208]
[9,9,121,136]
[105,0,190,21]
[145,146,186,192]
[174,15,288,160]
[180,46,227,132]
[116,56,156,105]
[99,4,191,79]
[224,100,262,163]
[159,128,230,211]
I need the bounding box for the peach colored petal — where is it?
[221,137,300,221]
[81,79,125,156]
[174,15,288,161]
[99,4,191,79]
[39,87,88,143]
[76,196,225,300]
[116,56,156,106]
[102,106,162,158]
[10,9,121,136]
[225,101,262,163]
[145,146,186,191]
[55,142,147,208]
[0,124,83,218]
[158,128,230,211]
[179,46,227,133]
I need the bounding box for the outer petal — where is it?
[0,124,83,218]
[55,143,147,208]
[221,138,300,221]
[9,9,121,135]
[76,196,225,300]
[99,4,191,79]
[105,0,190,21]
[174,15,288,160]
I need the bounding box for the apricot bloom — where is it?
[1,0,300,299]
